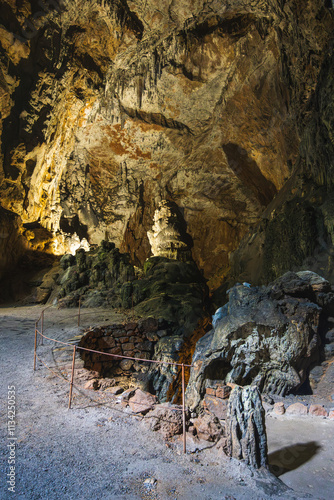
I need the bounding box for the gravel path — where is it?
[0,305,330,500]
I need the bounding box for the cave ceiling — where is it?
[0,0,333,279]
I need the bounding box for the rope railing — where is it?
[33,302,192,453]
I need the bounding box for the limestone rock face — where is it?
[186,271,333,410]
[0,0,332,279]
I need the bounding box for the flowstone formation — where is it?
[186,271,334,410]
[0,0,333,283]
[147,200,192,261]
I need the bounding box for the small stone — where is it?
[144,403,184,438]
[128,389,157,414]
[122,342,135,351]
[309,404,328,417]
[144,478,157,486]
[274,402,285,415]
[107,347,122,356]
[106,385,123,395]
[84,379,100,390]
[101,337,116,348]
[192,412,223,441]
[285,402,308,416]
[216,386,231,399]
[117,388,136,403]
[125,322,138,331]
[119,337,129,343]
[206,387,216,396]
[203,395,228,420]
[120,359,134,371]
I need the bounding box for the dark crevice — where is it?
[120,104,192,134]
[59,214,88,241]
[117,0,144,40]
[76,53,104,80]
[181,14,263,42]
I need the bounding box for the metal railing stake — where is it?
[41,311,44,345]
[182,363,186,454]
[33,323,38,371]
[68,346,76,409]
[78,297,81,327]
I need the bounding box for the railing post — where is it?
[78,297,81,327]
[33,324,38,371]
[182,363,186,454]
[41,311,44,345]
[68,346,76,409]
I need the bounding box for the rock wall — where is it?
[0,206,26,279]
[78,318,159,377]
[0,0,333,281]
[186,271,334,410]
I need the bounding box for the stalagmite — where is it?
[227,385,268,469]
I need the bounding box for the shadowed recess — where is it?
[223,143,277,206]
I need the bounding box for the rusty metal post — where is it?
[68,346,76,409]
[40,311,44,345]
[78,297,81,327]
[33,324,38,371]
[182,363,186,454]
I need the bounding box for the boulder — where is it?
[203,395,228,420]
[285,403,308,416]
[128,389,157,414]
[309,404,328,417]
[144,403,185,439]
[186,272,326,410]
[192,412,223,442]
[273,402,285,415]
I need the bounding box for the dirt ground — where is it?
[1,305,333,500]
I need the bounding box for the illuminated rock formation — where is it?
[0,0,332,281]
[147,200,192,261]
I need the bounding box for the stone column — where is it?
[227,385,268,469]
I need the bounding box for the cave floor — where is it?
[1,305,333,500]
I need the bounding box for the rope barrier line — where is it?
[34,302,191,453]
[35,354,71,383]
[36,329,193,368]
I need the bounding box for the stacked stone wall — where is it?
[78,318,164,376]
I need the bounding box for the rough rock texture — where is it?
[56,239,135,307]
[186,271,334,410]
[128,388,157,414]
[143,402,185,439]
[227,385,268,469]
[0,0,333,283]
[71,245,210,400]
[78,318,159,377]
[229,43,334,289]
